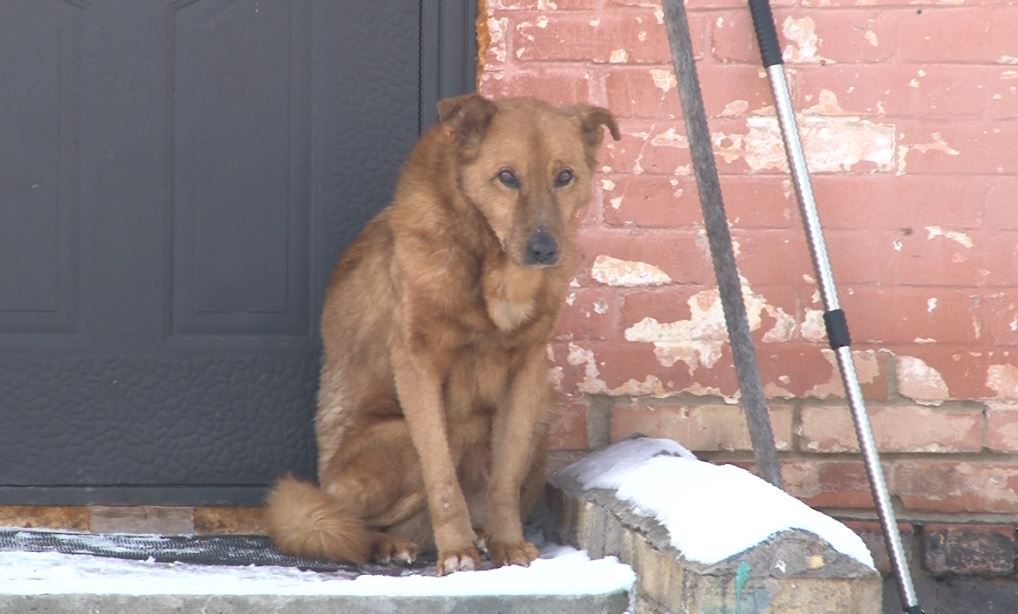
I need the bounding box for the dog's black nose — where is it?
[525,231,558,265]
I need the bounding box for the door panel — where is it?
[0,0,474,505]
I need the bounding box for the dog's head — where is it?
[438,95,620,268]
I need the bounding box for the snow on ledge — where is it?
[555,437,875,570]
[0,545,634,597]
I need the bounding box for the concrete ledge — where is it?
[548,460,882,613]
[4,593,629,614]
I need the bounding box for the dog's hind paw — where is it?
[488,540,539,567]
[373,536,419,566]
[437,546,481,575]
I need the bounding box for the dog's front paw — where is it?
[488,540,539,567]
[437,546,481,575]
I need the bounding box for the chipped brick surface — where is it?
[472,1,1018,576]
[924,524,1016,576]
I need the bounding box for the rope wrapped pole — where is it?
[660,0,783,490]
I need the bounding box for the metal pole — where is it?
[746,1,923,612]
[660,0,783,490]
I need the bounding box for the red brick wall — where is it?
[478,0,1018,575]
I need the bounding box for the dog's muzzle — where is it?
[524,230,558,266]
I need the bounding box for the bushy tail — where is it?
[265,475,371,564]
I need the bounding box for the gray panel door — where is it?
[0,0,474,505]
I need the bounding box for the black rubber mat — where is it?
[0,529,434,576]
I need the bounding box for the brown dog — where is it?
[265,94,619,574]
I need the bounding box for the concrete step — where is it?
[0,537,633,614]
[4,593,630,614]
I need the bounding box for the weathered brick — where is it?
[897,121,1018,176]
[812,175,987,230]
[987,406,1018,453]
[795,64,1018,119]
[843,520,915,576]
[898,8,1018,64]
[602,174,703,228]
[799,403,983,453]
[554,287,621,341]
[895,347,1018,403]
[840,287,982,346]
[551,339,694,398]
[986,177,1018,231]
[478,66,594,106]
[894,461,1018,513]
[512,10,701,64]
[894,228,1018,288]
[924,523,1016,576]
[611,403,794,451]
[603,172,796,228]
[601,119,692,176]
[549,399,592,451]
[604,64,772,120]
[783,460,877,509]
[711,10,900,64]
[575,228,712,287]
[491,0,603,9]
[758,345,891,401]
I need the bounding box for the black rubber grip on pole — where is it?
[747,0,783,67]
[824,309,851,349]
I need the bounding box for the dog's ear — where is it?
[437,94,497,145]
[572,105,621,149]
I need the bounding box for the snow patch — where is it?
[0,546,634,597]
[557,438,874,568]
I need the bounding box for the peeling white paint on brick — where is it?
[927,298,938,313]
[864,30,879,47]
[601,178,616,191]
[723,116,895,173]
[565,292,576,306]
[623,281,795,374]
[915,337,937,344]
[588,17,600,27]
[593,298,609,315]
[649,68,676,94]
[566,343,674,397]
[926,226,973,248]
[801,309,827,343]
[486,16,508,63]
[721,100,750,117]
[898,132,960,174]
[807,349,882,398]
[803,89,845,115]
[782,16,833,64]
[987,364,1018,399]
[650,127,689,148]
[897,356,950,406]
[610,49,629,63]
[591,255,672,287]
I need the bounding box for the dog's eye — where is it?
[498,169,520,189]
[554,169,574,187]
